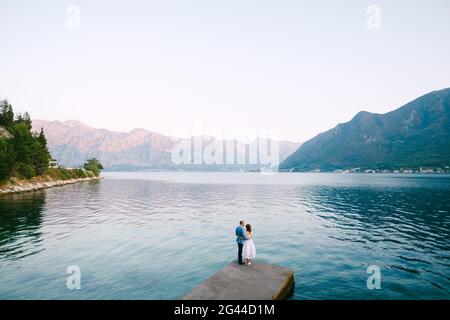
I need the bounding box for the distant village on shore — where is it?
[328,167,450,174]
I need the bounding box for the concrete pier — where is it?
[182,262,295,300]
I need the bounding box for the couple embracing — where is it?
[235,220,256,266]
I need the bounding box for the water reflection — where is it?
[296,185,450,298]
[0,191,46,261]
[303,186,449,249]
[0,173,449,299]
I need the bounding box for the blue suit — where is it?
[235,225,248,264]
[236,226,248,244]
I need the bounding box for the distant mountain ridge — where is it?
[32,120,300,171]
[280,88,450,171]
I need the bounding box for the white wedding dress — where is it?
[242,233,256,259]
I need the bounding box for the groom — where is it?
[235,220,248,265]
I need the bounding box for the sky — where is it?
[1,0,449,142]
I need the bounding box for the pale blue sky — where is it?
[1,0,449,142]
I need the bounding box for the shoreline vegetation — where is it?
[0,168,101,195]
[101,168,450,174]
[278,167,450,174]
[0,100,103,195]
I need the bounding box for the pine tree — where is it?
[37,128,48,148]
[0,138,14,180]
[15,112,32,130]
[0,99,14,128]
[33,128,50,175]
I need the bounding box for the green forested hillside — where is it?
[0,99,50,180]
[280,88,450,171]
[0,99,102,182]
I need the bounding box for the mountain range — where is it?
[31,88,450,172]
[280,88,450,171]
[31,120,300,171]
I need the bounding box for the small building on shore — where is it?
[49,159,59,168]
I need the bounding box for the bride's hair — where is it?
[245,224,252,232]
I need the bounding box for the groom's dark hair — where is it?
[239,220,244,225]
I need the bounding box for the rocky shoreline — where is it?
[0,176,101,195]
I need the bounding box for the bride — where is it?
[242,224,256,266]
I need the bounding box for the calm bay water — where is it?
[0,172,449,300]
